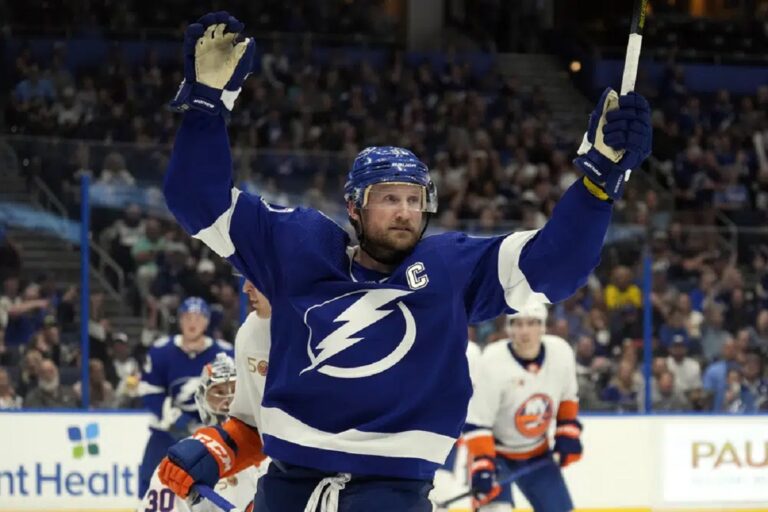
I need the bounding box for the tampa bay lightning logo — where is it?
[170,377,201,412]
[301,289,416,379]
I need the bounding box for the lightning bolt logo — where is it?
[173,377,201,411]
[302,288,416,378]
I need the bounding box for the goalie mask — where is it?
[194,353,236,426]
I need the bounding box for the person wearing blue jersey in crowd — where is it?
[156,11,652,512]
[138,296,233,498]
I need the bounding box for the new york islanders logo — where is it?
[514,393,554,438]
[301,288,416,379]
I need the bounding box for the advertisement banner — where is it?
[0,412,151,510]
[662,420,768,504]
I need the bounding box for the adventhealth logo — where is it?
[0,420,141,500]
[67,423,100,458]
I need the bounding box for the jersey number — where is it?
[145,488,175,512]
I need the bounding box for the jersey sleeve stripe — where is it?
[260,406,454,464]
[464,431,496,458]
[192,187,241,258]
[497,230,550,310]
[137,381,165,396]
[557,400,579,421]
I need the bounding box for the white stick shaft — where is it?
[620,33,643,95]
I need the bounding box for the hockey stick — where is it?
[435,457,552,509]
[598,0,649,164]
[192,484,242,512]
[621,0,649,95]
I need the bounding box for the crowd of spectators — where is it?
[5,0,399,40]
[1,9,768,414]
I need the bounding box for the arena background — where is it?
[0,1,767,510]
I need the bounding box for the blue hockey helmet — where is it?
[343,146,437,213]
[179,296,211,319]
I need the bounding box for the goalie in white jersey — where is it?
[463,302,582,512]
[148,281,272,511]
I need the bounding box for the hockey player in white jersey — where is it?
[140,353,259,512]
[464,302,582,511]
[157,280,271,508]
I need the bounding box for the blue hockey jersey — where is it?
[163,111,612,480]
[140,334,234,431]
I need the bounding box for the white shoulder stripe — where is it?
[137,381,165,396]
[260,407,454,464]
[193,187,242,258]
[497,230,550,310]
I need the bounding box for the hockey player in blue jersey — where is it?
[138,297,234,498]
[157,11,651,512]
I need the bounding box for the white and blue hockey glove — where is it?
[574,88,652,200]
[170,11,255,117]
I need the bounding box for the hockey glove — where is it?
[574,88,652,200]
[553,419,583,467]
[170,11,255,117]
[470,456,502,506]
[158,417,265,498]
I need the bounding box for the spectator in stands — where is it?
[0,367,22,409]
[16,348,42,398]
[53,86,83,129]
[211,281,241,342]
[700,303,731,363]
[101,203,145,273]
[703,337,738,411]
[97,151,136,187]
[150,241,195,301]
[105,332,141,408]
[14,63,55,104]
[723,367,744,412]
[600,359,641,412]
[729,350,768,413]
[723,287,756,335]
[30,315,63,366]
[24,358,79,408]
[748,309,768,352]
[659,308,690,348]
[573,335,611,411]
[653,370,690,411]
[667,336,702,395]
[75,358,115,409]
[132,217,166,300]
[3,282,49,353]
[604,266,642,311]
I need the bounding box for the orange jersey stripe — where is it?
[464,433,496,459]
[557,400,579,421]
[221,417,266,476]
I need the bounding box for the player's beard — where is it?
[362,223,421,266]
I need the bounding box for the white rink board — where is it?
[1,412,767,510]
[432,415,768,511]
[0,411,150,510]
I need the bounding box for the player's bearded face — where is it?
[354,183,424,264]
